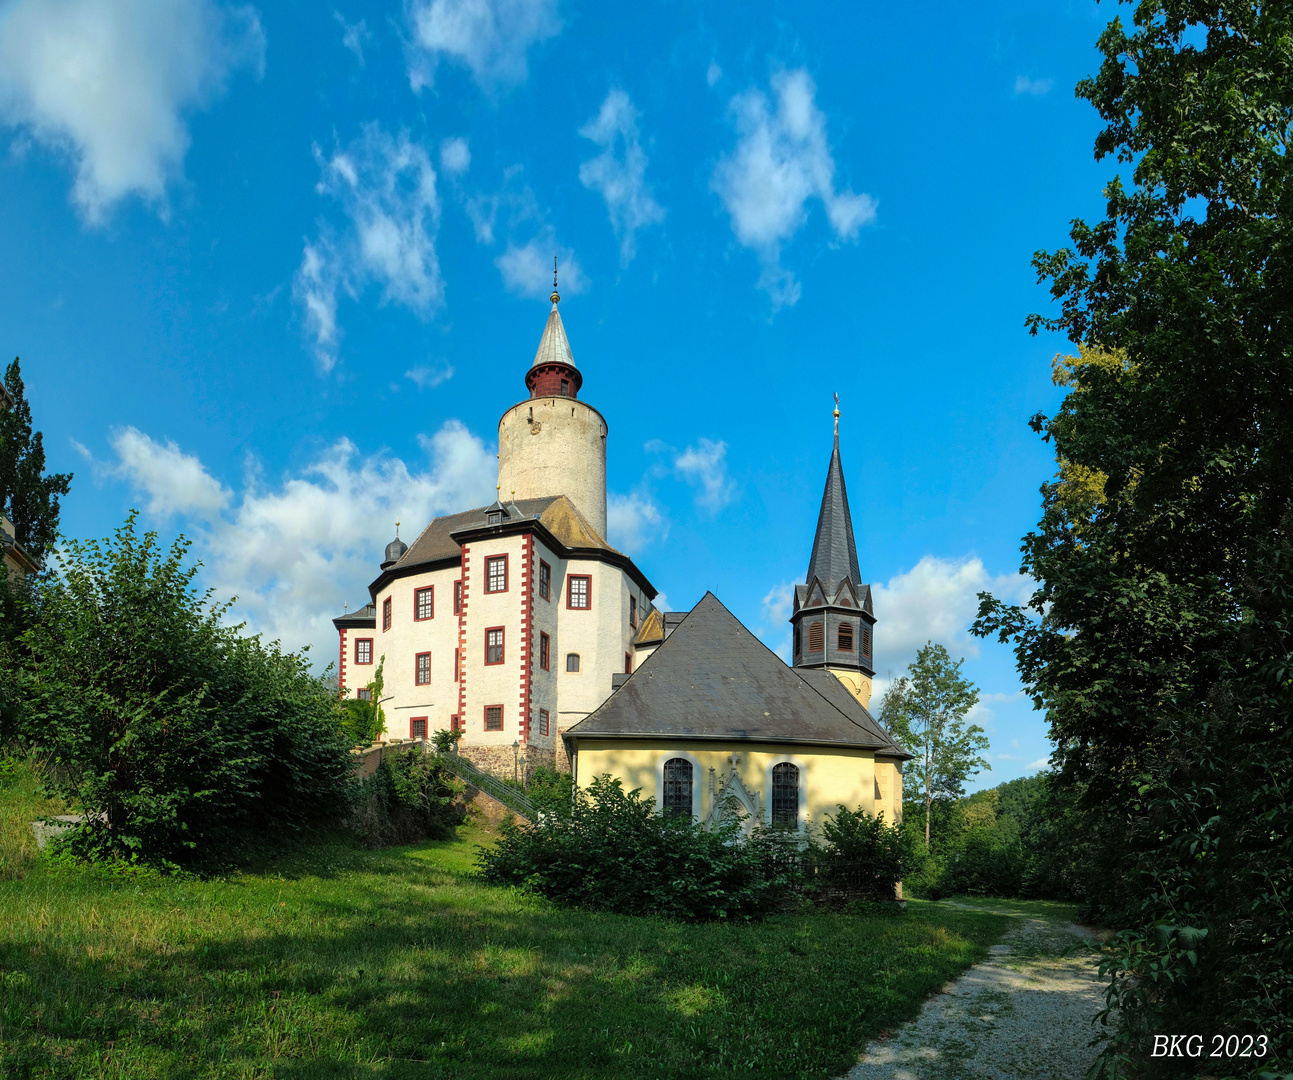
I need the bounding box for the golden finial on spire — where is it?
[550,255,560,305]
[395,520,400,537]
[833,392,840,435]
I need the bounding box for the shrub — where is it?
[525,765,573,817]
[6,516,356,870]
[816,806,910,901]
[351,747,463,847]
[476,775,785,921]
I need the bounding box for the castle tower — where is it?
[496,278,608,538]
[790,399,877,707]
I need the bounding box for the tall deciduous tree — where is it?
[878,642,987,845]
[0,358,72,565]
[974,1,1293,1071]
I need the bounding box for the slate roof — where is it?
[530,303,579,373]
[805,430,863,597]
[566,592,909,757]
[332,602,376,630]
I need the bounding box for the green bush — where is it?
[351,747,463,847]
[816,806,910,900]
[476,775,786,921]
[525,765,573,817]
[4,515,356,870]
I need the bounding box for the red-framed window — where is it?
[357,687,372,701]
[382,596,392,631]
[624,652,632,674]
[450,714,461,732]
[485,555,508,593]
[630,595,637,628]
[485,626,504,665]
[538,560,551,601]
[410,716,427,738]
[355,638,373,664]
[539,631,550,671]
[484,704,503,731]
[415,652,431,685]
[453,647,460,682]
[415,586,433,621]
[539,709,550,737]
[454,579,462,614]
[567,574,590,609]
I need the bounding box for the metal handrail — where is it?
[440,752,536,820]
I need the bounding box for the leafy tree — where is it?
[340,655,387,745]
[8,514,355,868]
[974,1,1293,1071]
[878,642,988,845]
[0,357,72,565]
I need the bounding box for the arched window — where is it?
[772,762,799,828]
[663,758,693,817]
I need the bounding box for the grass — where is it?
[0,755,67,881]
[0,764,1013,1079]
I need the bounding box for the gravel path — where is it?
[842,902,1109,1080]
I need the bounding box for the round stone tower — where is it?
[496,284,608,538]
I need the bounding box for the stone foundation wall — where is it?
[460,743,558,784]
[555,730,574,773]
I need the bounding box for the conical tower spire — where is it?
[525,257,582,398]
[805,399,861,596]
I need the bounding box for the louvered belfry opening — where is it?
[663,758,693,816]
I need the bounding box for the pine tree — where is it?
[1,357,73,566]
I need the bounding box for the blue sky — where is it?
[0,0,1115,789]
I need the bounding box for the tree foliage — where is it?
[878,642,988,844]
[975,2,1293,1073]
[6,514,356,869]
[0,357,72,565]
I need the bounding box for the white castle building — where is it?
[333,282,659,775]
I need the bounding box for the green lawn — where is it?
[1,776,1012,1079]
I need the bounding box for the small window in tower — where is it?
[808,622,824,652]
[540,631,550,671]
[566,653,580,673]
[415,652,431,685]
[624,652,632,674]
[539,708,550,737]
[415,586,433,621]
[410,717,427,739]
[539,560,551,600]
[862,627,872,655]
[486,627,504,665]
[560,379,569,396]
[630,596,637,629]
[355,638,373,665]
[454,579,463,614]
[485,706,503,731]
[357,687,372,702]
[382,597,392,631]
[567,574,590,609]
[486,555,507,593]
[838,623,854,651]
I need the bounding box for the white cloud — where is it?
[706,61,722,87]
[712,69,875,309]
[674,438,738,513]
[405,0,560,91]
[578,89,665,265]
[495,239,587,297]
[440,136,470,176]
[295,124,443,372]
[0,0,265,223]
[1014,75,1053,95]
[109,426,231,518]
[1025,757,1052,772]
[335,11,371,63]
[761,581,794,626]
[607,491,668,555]
[405,364,455,389]
[870,555,1032,675]
[103,420,496,658]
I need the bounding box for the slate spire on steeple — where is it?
[805,400,862,596]
[525,257,583,399]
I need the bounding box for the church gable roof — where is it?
[565,592,900,751]
[805,430,862,596]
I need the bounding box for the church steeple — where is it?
[790,397,876,705]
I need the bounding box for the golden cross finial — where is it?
[550,255,560,305]
[395,520,400,537]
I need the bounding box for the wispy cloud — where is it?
[439,136,470,176]
[1014,75,1053,95]
[578,89,665,265]
[335,11,371,63]
[294,125,443,373]
[607,490,668,555]
[0,0,264,223]
[405,364,455,389]
[405,0,560,92]
[712,69,875,309]
[495,238,587,298]
[108,427,231,518]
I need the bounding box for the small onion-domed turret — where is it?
[381,524,408,570]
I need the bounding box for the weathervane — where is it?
[551,256,560,305]
[833,392,840,435]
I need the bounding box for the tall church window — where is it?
[772,763,800,828]
[485,555,508,593]
[663,758,693,817]
[485,627,504,665]
[837,623,854,651]
[807,622,824,652]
